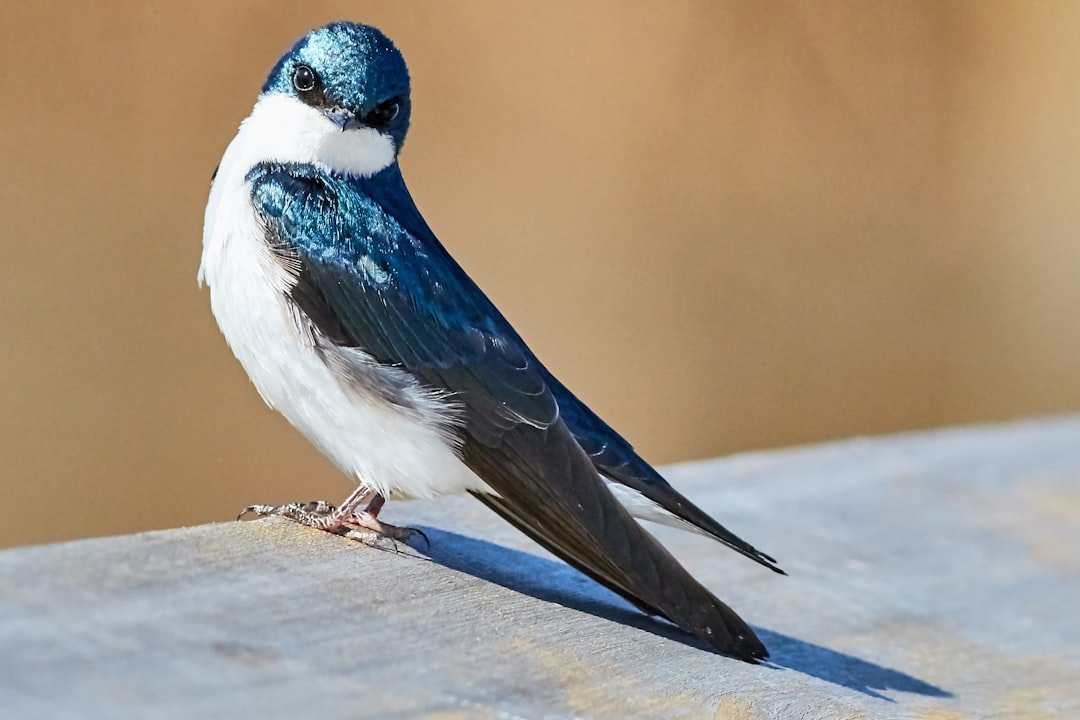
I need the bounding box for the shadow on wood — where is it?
[412,525,951,701]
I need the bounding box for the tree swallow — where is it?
[200,21,782,662]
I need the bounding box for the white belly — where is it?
[199,152,487,501]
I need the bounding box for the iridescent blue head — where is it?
[262,22,411,152]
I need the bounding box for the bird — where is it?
[199,21,782,662]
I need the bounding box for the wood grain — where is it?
[2,417,1078,718]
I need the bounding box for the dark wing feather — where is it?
[548,374,784,574]
[247,161,768,660]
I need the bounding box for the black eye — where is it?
[367,99,401,128]
[292,64,317,92]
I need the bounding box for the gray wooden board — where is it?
[1,417,1078,719]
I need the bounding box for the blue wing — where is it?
[247,161,775,659]
[549,377,781,571]
[251,162,557,447]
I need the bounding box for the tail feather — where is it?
[464,421,768,662]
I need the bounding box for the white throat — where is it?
[224,93,397,179]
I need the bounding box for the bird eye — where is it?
[367,99,401,128]
[292,64,318,92]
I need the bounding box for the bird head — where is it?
[255,22,412,176]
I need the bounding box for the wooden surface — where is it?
[1,417,1078,719]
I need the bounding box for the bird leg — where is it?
[239,487,427,548]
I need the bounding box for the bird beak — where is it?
[327,107,363,132]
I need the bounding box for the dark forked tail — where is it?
[465,420,768,662]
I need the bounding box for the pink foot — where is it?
[239,490,427,548]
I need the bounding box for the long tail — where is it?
[465,420,768,662]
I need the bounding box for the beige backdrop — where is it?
[1,2,1078,549]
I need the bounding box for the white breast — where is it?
[199,94,488,500]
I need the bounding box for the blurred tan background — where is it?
[1,2,1078,549]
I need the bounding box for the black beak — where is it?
[327,107,363,132]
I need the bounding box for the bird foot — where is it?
[340,513,429,550]
[238,499,347,529]
[239,496,427,550]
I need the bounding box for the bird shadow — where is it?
[403,526,951,703]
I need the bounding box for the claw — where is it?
[408,527,430,552]
[341,513,428,550]
[237,504,276,521]
[235,488,427,550]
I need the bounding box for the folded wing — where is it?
[247,161,770,660]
